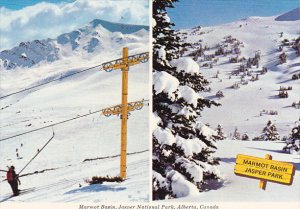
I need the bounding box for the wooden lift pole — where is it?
[101,49,149,180]
[120,47,129,179]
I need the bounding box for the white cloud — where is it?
[0,0,149,50]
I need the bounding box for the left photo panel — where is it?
[0,0,150,202]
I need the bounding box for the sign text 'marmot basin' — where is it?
[234,154,295,185]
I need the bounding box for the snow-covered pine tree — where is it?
[291,124,300,139]
[232,127,241,140]
[215,124,226,140]
[241,133,249,141]
[152,0,221,200]
[283,123,300,154]
[260,120,280,141]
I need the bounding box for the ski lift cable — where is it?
[0,109,101,142]
[0,99,149,142]
[1,99,149,177]
[0,51,149,100]
[17,129,55,176]
[0,64,102,100]
[1,149,149,183]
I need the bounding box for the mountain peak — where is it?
[88,19,148,34]
[275,7,300,21]
[0,19,149,70]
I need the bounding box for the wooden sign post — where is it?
[235,154,295,190]
[259,154,272,190]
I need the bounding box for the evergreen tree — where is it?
[232,127,241,140]
[279,52,287,64]
[291,124,300,139]
[241,133,249,141]
[260,120,280,141]
[152,0,220,200]
[283,123,300,153]
[215,124,226,140]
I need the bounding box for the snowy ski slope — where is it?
[0,20,150,202]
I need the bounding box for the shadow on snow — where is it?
[64,184,126,195]
[220,157,236,164]
[246,147,287,154]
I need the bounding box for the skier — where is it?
[7,166,20,196]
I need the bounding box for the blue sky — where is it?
[0,0,149,50]
[0,0,74,10]
[168,0,300,29]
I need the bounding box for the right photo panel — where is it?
[152,0,300,201]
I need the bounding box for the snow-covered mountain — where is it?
[0,19,148,70]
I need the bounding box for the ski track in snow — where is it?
[0,152,149,202]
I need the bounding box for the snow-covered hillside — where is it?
[0,19,148,70]
[170,8,300,201]
[0,19,150,202]
[179,8,300,139]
